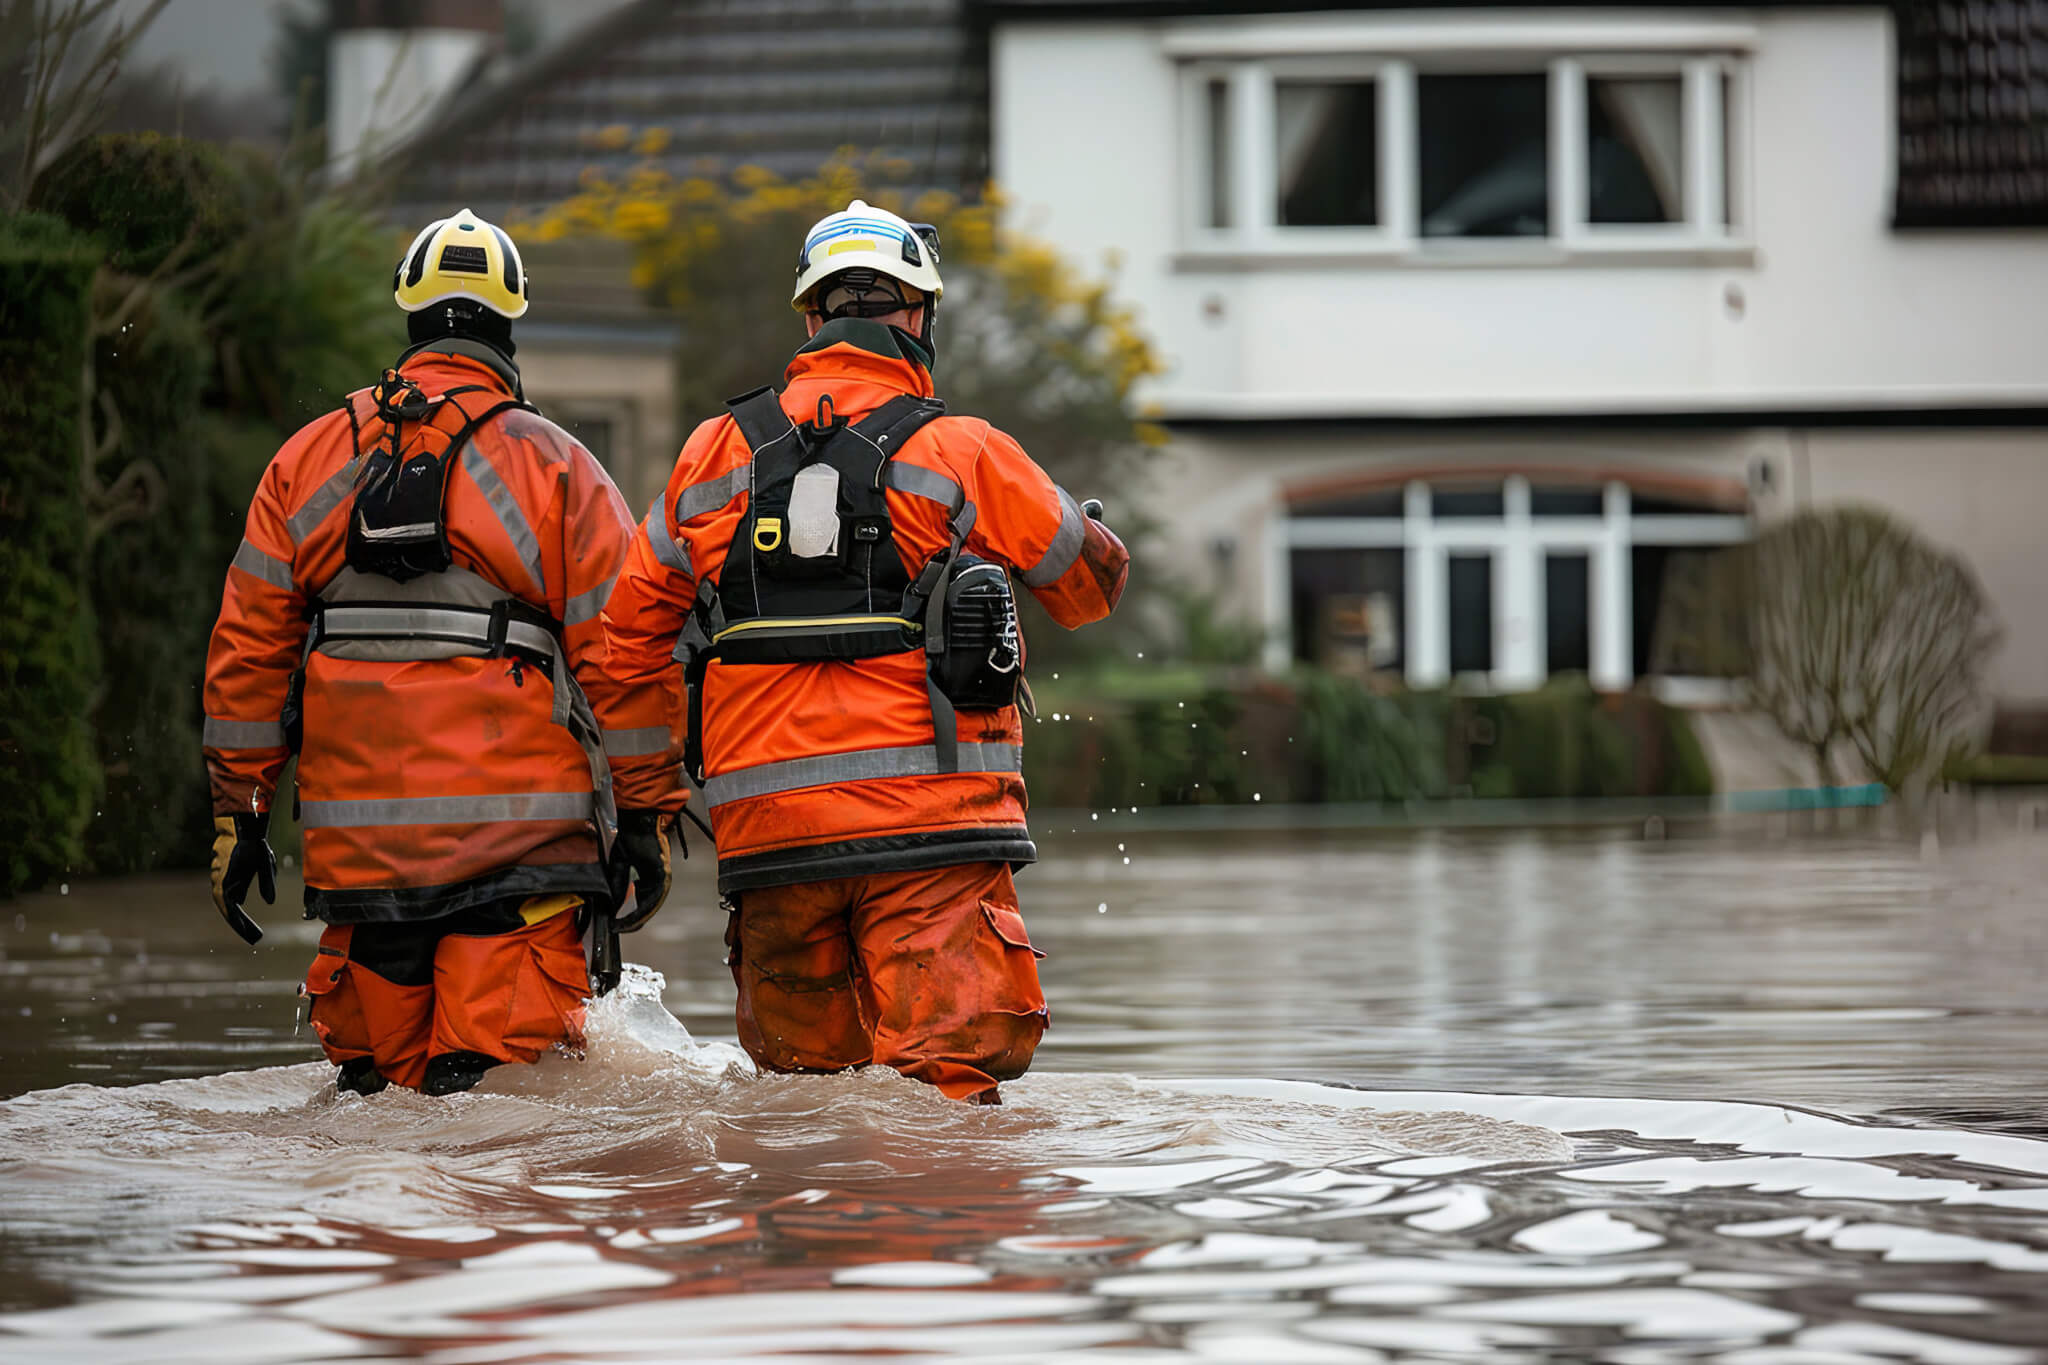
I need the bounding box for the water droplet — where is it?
[1136,651,1144,659]
[1122,857,1130,865]
[1177,702,1184,708]
[1090,813,1098,821]
[59,883,69,895]
[1096,903,1108,914]
[1117,843,1124,851]
[1253,793,1262,802]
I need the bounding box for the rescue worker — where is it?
[600,200,1130,1103]
[203,209,684,1097]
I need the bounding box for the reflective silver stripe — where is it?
[562,570,618,627]
[703,742,1024,809]
[320,606,492,643]
[676,464,751,522]
[1023,487,1086,588]
[287,463,357,544]
[202,716,286,749]
[300,792,592,829]
[647,497,691,574]
[602,726,671,758]
[884,461,964,512]
[461,444,545,593]
[230,538,294,590]
[315,607,556,660]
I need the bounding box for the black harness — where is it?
[679,388,1007,784]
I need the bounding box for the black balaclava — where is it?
[406,298,516,358]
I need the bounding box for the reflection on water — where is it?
[5,825,2048,1360]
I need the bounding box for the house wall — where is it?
[993,8,2048,710]
[992,9,2048,417]
[518,343,677,513]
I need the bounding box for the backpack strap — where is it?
[836,394,945,488]
[726,386,799,458]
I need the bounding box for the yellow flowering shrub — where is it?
[526,148,1166,664]
[530,152,1161,467]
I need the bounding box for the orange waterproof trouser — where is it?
[728,862,1049,1101]
[303,906,589,1091]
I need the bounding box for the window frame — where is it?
[1181,47,1750,264]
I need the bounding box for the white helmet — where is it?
[791,199,944,315]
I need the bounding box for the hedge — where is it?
[1022,668,1715,809]
[0,215,104,893]
[22,134,403,879]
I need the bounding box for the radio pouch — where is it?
[345,372,530,582]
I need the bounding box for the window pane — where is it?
[1419,73,1549,238]
[1276,80,1378,226]
[1206,78,1233,229]
[1431,485,1504,518]
[1448,554,1494,674]
[1531,486,1604,517]
[1588,76,1683,224]
[1291,548,1403,671]
[1721,71,1734,226]
[561,414,614,469]
[1545,553,1591,675]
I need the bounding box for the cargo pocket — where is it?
[301,925,371,1062]
[494,917,593,1063]
[979,899,1046,960]
[973,896,1050,1083]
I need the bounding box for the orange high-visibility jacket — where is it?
[602,321,1129,895]
[202,343,684,922]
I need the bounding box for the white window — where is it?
[1275,477,1752,689]
[1184,50,1745,258]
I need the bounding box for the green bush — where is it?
[1296,672,1449,801]
[1021,665,1714,808]
[0,215,103,893]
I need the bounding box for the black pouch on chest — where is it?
[346,443,456,583]
[740,401,896,585]
[345,377,523,583]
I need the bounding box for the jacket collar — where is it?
[782,319,935,399]
[397,336,523,397]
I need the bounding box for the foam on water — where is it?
[4,969,2048,1363]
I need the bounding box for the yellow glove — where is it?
[209,813,275,945]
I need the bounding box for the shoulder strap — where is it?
[725,386,797,458]
[836,394,945,488]
[438,393,535,457]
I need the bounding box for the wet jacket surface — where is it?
[603,321,1128,894]
[202,345,683,923]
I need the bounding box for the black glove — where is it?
[209,812,275,945]
[611,809,676,933]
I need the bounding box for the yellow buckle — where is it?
[753,517,783,553]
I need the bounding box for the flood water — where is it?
[5,819,2048,1362]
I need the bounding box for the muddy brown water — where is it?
[4,820,2048,1362]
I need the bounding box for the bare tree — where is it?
[0,0,167,213]
[1745,505,1998,796]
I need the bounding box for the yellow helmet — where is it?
[393,208,529,319]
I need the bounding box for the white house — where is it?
[989,1,2048,709]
